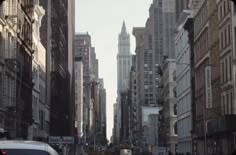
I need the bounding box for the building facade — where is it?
[49,0,72,136]
[98,79,107,145]
[141,106,160,146]
[74,57,83,137]
[74,33,92,141]
[147,114,159,146]
[120,90,130,143]
[128,55,139,144]
[176,0,189,20]
[162,0,176,59]
[28,2,48,141]
[193,1,210,154]
[39,1,52,130]
[192,0,225,154]
[68,0,75,137]
[0,0,34,138]
[162,59,177,155]
[132,28,146,144]
[175,10,192,154]
[131,0,164,146]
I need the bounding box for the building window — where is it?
[174,122,178,135]
[231,92,233,114]
[173,87,177,98]
[224,1,226,15]
[173,70,176,81]
[228,25,231,44]
[39,110,45,130]
[225,58,228,81]
[225,28,227,47]
[222,95,225,115]
[174,104,177,115]
[226,93,228,114]
[220,5,223,19]
[221,31,224,50]
[234,4,236,14]
[230,56,232,80]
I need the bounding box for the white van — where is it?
[120,149,132,155]
[0,140,59,155]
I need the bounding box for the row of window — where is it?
[194,30,208,63]
[176,45,190,77]
[176,70,191,95]
[39,85,46,104]
[218,0,231,21]
[195,64,205,92]
[220,53,232,83]
[177,116,191,137]
[220,23,231,51]
[194,1,208,35]
[177,92,191,115]
[178,141,192,153]
[221,90,234,115]
[175,30,188,57]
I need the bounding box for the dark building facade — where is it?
[50,0,72,136]
[183,16,194,154]
[120,90,130,143]
[40,0,73,136]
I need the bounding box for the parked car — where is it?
[0,140,59,155]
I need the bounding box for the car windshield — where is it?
[1,149,50,155]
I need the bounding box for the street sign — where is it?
[62,136,74,144]
[48,136,74,144]
[48,136,61,144]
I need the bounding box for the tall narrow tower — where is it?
[117,21,131,93]
[115,21,131,142]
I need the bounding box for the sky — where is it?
[75,0,152,141]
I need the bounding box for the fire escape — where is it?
[50,0,70,136]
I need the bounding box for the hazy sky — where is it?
[75,0,152,140]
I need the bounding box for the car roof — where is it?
[0,140,58,155]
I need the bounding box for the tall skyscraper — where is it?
[74,33,92,140]
[116,21,131,142]
[117,21,132,93]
